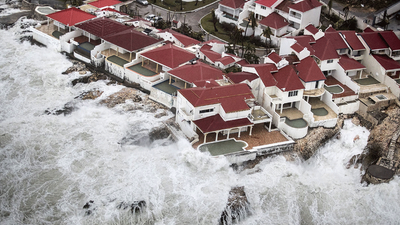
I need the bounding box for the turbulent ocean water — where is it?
[0,16,400,225]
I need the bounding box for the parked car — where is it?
[136,0,148,6]
[151,16,163,24]
[145,14,155,21]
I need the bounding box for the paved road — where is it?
[130,1,219,32]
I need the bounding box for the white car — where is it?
[145,14,155,21]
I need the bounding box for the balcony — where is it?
[248,106,272,124]
[179,108,193,121]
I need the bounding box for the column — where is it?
[203,133,208,143]
[142,58,144,66]
[227,130,230,139]
[215,131,219,141]
[169,76,172,84]
[238,128,241,138]
[249,126,253,136]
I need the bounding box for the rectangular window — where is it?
[339,49,347,54]
[327,59,334,63]
[288,90,298,97]
[261,6,266,10]
[199,108,214,114]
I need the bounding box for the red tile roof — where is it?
[296,56,325,82]
[75,17,130,38]
[141,43,196,69]
[267,51,283,63]
[179,83,254,112]
[200,45,222,62]
[338,55,366,71]
[235,59,249,66]
[312,37,339,60]
[291,42,305,53]
[226,72,259,83]
[324,31,348,50]
[259,12,289,29]
[162,28,201,47]
[379,31,400,51]
[248,64,278,87]
[363,27,375,32]
[194,114,253,133]
[193,79,220,88]
[289,0,322,12]
[47,7,95,27]
[103,28,161,52]
[339,31,365,51]
[358,32,388,50]
[89,0,122,8]
[256,0,280,7]
[373,54,400,71]
[305,24,319,35]
[273,65,304,91]
[219,0,246,8]
[216,56,235,65]
[167,61,224,83]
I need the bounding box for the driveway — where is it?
[130,1,219,32]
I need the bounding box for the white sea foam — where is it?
[0,17,399,225]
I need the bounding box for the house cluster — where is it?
[215,0,322,43]
[30,0,400,156]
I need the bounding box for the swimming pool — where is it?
[283,117,308,128]
[324,84,344,94]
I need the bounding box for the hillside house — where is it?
[215,0,322,43]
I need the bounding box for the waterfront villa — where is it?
[31,7,96,51]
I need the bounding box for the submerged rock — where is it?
[75,89,103,100]
[116,200,146,214]
[45,102,76,116]
[71,72,108,86]
[101,88,142,108]
[149,125,170,142]
[220,186,251,225]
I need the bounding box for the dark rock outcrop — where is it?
[294,116,344,160]
[101,88,142,108]
[220,187,251,225]
[45,101,76,116]
[149,125,170,142]
[75,89,103,100]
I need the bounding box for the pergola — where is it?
[193,114,254,143]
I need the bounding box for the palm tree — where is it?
[328,0,333,16]
[211,9,218,32]
[261,26,273,53]
[249,12,257,36]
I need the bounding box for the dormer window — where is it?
[261,6,266,10]
[327,59,333,63]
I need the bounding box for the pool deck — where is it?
[193,124,289,150]
[127,63,157,76]
[35,21,65,39]
[325,76,357,98]
[101,49,131,62]
[308,98,338,121]
[152,80,179,95]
